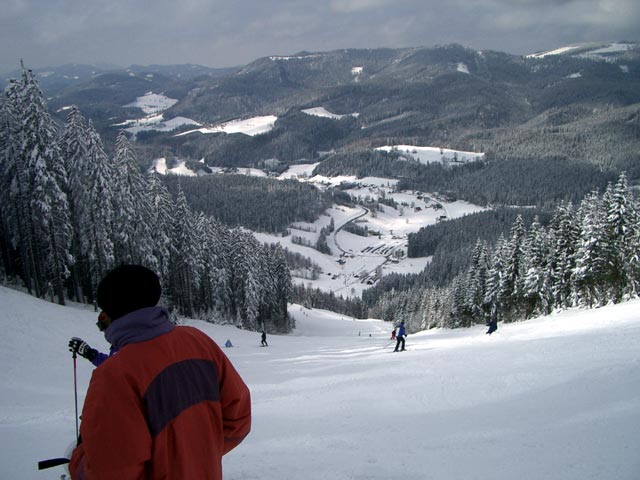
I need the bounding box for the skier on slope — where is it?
[69,265,251,480]
[393,321,406,352]
[486,305,498,335]
[261,330,268,347]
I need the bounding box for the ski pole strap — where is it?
[38,457,70,470]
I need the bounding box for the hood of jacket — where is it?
[105,306,174,351]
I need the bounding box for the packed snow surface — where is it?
[2,285,639,480]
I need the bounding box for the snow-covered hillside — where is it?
[1,286,639,480]
[110,92,202,138]
[150,162,486,296]
[125,92,178,114]
[302,107,359,119]
[254,171,485,296]
[177,115,277,137]
[376,144,484,165]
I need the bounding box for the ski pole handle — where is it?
[38,457,70,470]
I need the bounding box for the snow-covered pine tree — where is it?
[146,171,173,281]
[1,76,42,295]
[484,233,506,319]
[521,216,552,317]
[269,243,293,330]
[17,67,73,304]
[60,106,90,301]
[84,120,115,298]
[112,131,155,269]
[169,184,201,317]
[548,202,579,310]
[195,215,228,317]
[449,274,469,328]
[0,79,23,283]
[208,218,233,316]
[465,239,490,325]
[572,191,608,307]
[602,173,638,302]
[498,214,527,318]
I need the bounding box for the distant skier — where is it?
[391,329,396,340]
[261,330,268,347]
[393,321,406,352]
[486,305,498,335]
[225,339,234,348]
[486,319,498,335]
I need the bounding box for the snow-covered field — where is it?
[150,157,198,176]
[376,145,484,165]
[125,92,178,115]
[302,107,359,119]
[112,92,202,138]
[177,115,277,137]
[1,286,639,480]
[115,114,201,138]
[112,92,277,139]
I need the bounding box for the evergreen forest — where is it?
[0,67,292,332]
[366,175,640,333]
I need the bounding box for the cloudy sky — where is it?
[1,0,639,73]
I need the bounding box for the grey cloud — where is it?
[1,0,638,74]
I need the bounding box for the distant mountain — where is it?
[2,62,236,94]
[3,63,237,143]
[159,42,640,173]
[8,42,639,177]
[2,63,117,96]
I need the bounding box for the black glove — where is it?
[68,337,98,361]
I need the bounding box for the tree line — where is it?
[312,150,617,207]
[0,66,292,332]
[162,173,332,234]
[367,174,640,332]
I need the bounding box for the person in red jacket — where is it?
[70,265,251,480]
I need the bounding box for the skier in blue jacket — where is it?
[394,321,406,352]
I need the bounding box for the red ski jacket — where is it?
[70,311,251,480]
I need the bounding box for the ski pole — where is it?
[73,350,79,445]
[36,349,80,471]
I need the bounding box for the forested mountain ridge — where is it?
[9,42,639,182]
[155,42,640,174]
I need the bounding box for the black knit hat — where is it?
[96,265,161,321]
